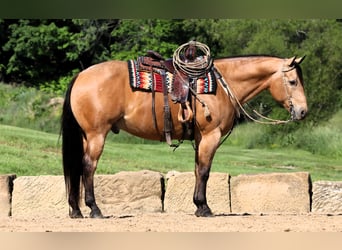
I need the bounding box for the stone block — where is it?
[164,172,230,215]
[93,170,164,216]
[12,175,68,218]
[312,181,342,214]
[230,172,311,214]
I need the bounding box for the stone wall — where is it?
[1,171,342,217]
[11,170,163,218]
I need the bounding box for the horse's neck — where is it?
[215,57,281,104]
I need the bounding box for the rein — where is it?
[215,63,295,125]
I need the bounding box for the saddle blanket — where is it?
[127,59,217,94]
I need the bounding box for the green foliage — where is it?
[298,20,342,123]
[225,109,342,159]
[3,20,72,83]
[292,110,342,158]
[66,19,116,63]
[0,83,62,133]
[39,69,78,95]
[110,19,180,60]
[1,19,116,85]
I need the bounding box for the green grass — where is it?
[1,124,341,181]
[291,110,342,158]
[0,125,62,176]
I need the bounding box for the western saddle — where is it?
[136,41,213,147]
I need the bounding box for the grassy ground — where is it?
[1,124,341,181]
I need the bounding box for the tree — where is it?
[110,19,181,60]
[1,19,117,86]
[298,20,342,124]
[3,20,73,84]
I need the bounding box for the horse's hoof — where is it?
[70,210,84,219]
[90,209,104,219]
[195,208,213,217]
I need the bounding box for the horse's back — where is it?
[77,60,128,86]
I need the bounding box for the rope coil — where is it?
[173,41,213,77]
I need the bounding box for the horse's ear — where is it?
[295,55,306,65]
[288,56,297,67]
[288,56,305,67]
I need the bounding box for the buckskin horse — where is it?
[61,51,307,218]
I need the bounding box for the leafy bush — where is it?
[39,69,78,95]
[291,110,342,158]
[0,83,62,133]
[294,127,342,158]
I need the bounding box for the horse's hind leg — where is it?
[82,132,106,218]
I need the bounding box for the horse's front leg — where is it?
[193,158,212,217]
[193,130,221,217]
[82,133,106,218]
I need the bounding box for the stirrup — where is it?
[178,101,193,123]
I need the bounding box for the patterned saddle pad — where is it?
[127,59,217,94]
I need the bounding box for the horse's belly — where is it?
[116,108,184,141]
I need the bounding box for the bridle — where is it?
[281,64,297,121]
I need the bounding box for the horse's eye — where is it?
[289,79,297,86]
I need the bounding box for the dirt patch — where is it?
[1,213,342,232]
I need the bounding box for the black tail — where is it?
[61,74,84,208]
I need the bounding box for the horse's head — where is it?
[269,56,308,121]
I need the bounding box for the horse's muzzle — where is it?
[292,106,308,121]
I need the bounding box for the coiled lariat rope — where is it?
[173,41,213,77]
[172,41,213,118]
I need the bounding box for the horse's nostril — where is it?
[300,109,307,119]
